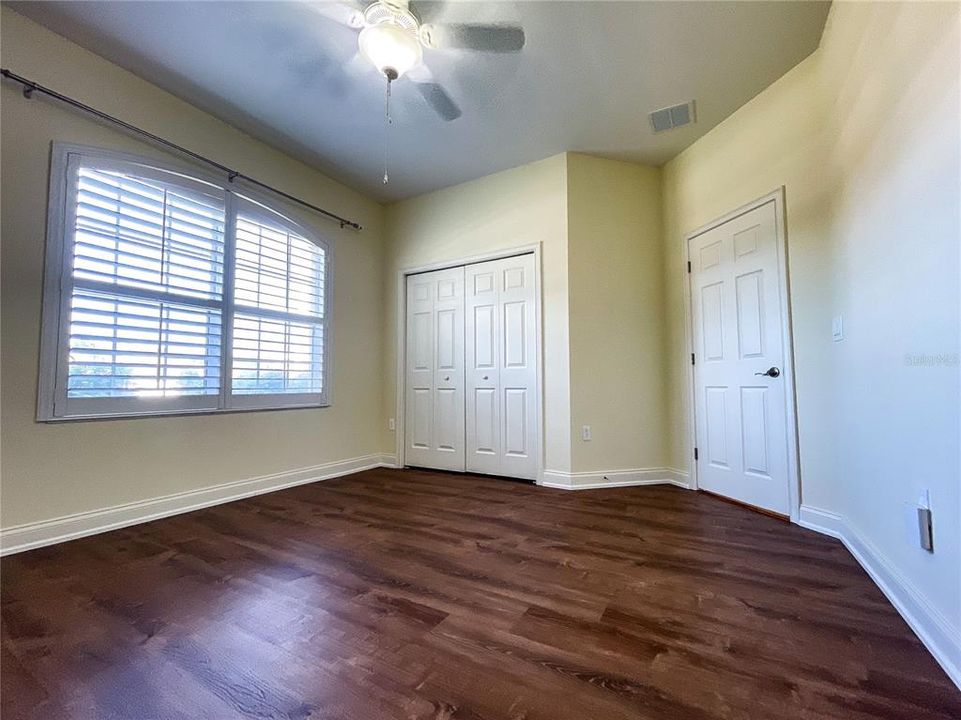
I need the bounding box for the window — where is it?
[38,145,331,420]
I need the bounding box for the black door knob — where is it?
[754,367,781,378]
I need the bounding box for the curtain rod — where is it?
[1,68,363,231]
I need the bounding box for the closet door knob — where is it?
[444,376,450,382]
[483,375,489,380]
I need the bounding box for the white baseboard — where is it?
[540,467,691,491]
[797,505,844,539]
[799,504,960,691]
[375,453,400,468]
[0,453,398,557]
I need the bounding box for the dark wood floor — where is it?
[2,468,959,719]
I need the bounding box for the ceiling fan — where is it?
[311,0,526,122]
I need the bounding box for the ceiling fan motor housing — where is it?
[360,0,423,78]
[364,1,419,33]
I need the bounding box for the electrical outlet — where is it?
[904,490,934,552]
[918,507,934,552]
[388,418,395,431]
[581,425,592,441]
[832,315,844,342]
[918,489,933,552]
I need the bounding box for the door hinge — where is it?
[687,261,692,273]
[691,353,695,366]
[694,447,699,461]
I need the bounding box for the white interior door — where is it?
[465,254,537,480]
[405,267,465,471]
[689,201,791,515]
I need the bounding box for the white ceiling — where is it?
[8,1,830,201]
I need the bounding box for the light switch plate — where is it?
[581,425,592,441]
[832,315,844,342]
[388,418,396,431]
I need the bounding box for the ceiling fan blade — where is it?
[342,49,372,78]
[422,23,525,53]
[305,1,365,29]
[413,80,462,121]
[408,1,443,25]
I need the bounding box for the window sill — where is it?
[37,401,331,423]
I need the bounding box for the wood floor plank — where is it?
[2,468,958,719]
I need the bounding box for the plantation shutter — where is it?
[228,197,328,408]
[60,159,227,417]
[41,148,331,420]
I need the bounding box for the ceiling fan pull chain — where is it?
[383,72,393,185]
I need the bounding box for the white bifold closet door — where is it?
[464,254,537,480]
[405,266,466,472]
[405,254,537,480]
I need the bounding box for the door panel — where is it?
[465,254,537,479]
[473,270,495,295]
[411,313,431,370]
[405,267,465,471]
[503,301,527,368]
[472,305,496,369]
[436,308,457,370]
[740,386,770,476]
[704,386,729,468]
[701,282,725,361]
[410,388,431,450]
[689,201,791,515]
[473,387,497,455]
[465,261,502,476]
[435,388,459,452]
[735,271,764,358]
[503,387,528,457]
[497,255,536,479]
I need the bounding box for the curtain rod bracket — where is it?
[0,67,363,231]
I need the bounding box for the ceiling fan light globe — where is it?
[359,23,422,78]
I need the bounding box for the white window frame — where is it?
[38,143,333,421]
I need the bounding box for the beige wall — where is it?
[662,52,834,504]
[567,154,667,472]
[383,153,669,477]
[382,154,573,471]
[818,0,959,646]
[663,0,959,651]
[0,9,386,528]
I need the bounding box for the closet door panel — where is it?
[465,263,501,475]
[465,254,537,479]
[497,254,537,479]
[405,267,465,471]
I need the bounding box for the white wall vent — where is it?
[649,101,696,133]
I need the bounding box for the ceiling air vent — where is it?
[649,100,696,133]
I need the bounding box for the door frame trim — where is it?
[394,243,544,481]
[682,187,802,522]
